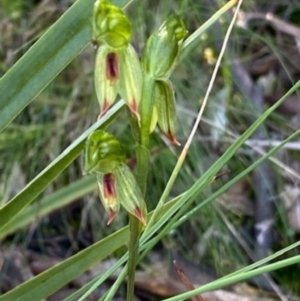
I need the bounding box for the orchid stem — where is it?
[137,75,155,193]
[126,74,155,301]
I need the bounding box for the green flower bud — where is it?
[155,79,180,145]
[93,0,132,48]
[165,14,188,42]
[84,130,147,225]
[142,14,188,78]
[94,45,119,117]
[115,163,147,225]
[118,44,143,121]
[97,173,119,225]
[84,130,126,174]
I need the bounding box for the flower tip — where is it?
[133,207,147,225]
[107,209,117,225]
[166,132,181,146]
[129,100,140,122]
[98,100,112,119]
[172,139,181,146]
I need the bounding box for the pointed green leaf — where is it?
[0,0,130,132]
[0,175,97,239]
[0,199,176,301]
[0,101,124,231]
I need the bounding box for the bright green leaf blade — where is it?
[0,175,97,238]
[0,226,129,301]
[0,0,91,132]
[0,199,176,301]
[0,101,125,231]
[0,0,129,132]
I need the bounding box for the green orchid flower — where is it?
[84,130,147,225]
[93,0,143,120]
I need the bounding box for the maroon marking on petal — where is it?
[166,131,181,146]
[106,52,119,83]
[133,207,147,225]
[107,208,117,225]
[103,173,116,203]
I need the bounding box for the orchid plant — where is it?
[84,0,187,299]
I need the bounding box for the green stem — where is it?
[126,75,155,301]
[140,75,155,149]
[137,74,156,194]
[135,144,150,194]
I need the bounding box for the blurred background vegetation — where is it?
[1,0,300,300]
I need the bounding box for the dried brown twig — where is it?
[173,260,206,301]
[237,10,300,39]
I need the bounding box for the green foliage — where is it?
[93,0,132,47]
[142,14,187,78]
[1,0,300,300]
[84,130,126,174]
[0,0,23,17]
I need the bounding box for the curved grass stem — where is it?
[126,215,141,300]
